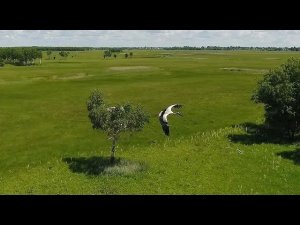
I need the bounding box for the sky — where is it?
[1,30,300,47]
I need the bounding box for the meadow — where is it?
[0,50,299,194]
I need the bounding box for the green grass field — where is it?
[0,50,299,194]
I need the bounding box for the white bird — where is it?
[107,106,124,112]
[158,104,183,136]
[107,106,116,112]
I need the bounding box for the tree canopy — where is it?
[252,57,300,139]
[87,89,150,162]
[0,47,42,66]
[59,51,70,58]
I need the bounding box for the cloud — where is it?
[0,30,300,47]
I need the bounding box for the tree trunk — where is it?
[110,138,116,163]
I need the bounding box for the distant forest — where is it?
[162,46,300,51]
[34,46,300,51]
[1,46,300,52]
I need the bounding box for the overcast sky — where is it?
[1,30,300,47]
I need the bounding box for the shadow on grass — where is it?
[277,148,300,165]
[63,156,145,176]
[228,122,298,145]
[63,156,120,175]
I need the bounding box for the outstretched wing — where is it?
[159,114,170,136]
[171,104,183,110]
[161,121,170,136]
[166,104,183,114]
[158,104,183,136]
[162,123,169,136]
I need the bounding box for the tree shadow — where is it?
[228,122,298,145]
[63,156,121,176]
[276,148,300,165]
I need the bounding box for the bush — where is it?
[0,59,4,67]
[252,57,300,140]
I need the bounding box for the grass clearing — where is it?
[109,66,154,71]
[1,50,300,194]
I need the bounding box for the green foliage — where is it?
[103,50,112,58]
[59,51,70,58]
[87,89,149,160]
[46,50,52,59]
[0,59,4,67]
[87,89,105,111]
[125,53,128,58]
[0,47,42,66]
[109,48,123,53]
[252,58,300,139]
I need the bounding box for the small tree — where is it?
[87,89,150,162]
[46,50,52,59]
[103,50,111,59]
[252,57,300,140]
[125,53,128,59]
[59,51,69,58]
[0,59,4,67]
[113,54,117,59]
[129,52,133,58]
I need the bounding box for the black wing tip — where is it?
[161,123,169,136]
[164,128,169,136]
[175,104,183,108]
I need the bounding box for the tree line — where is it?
[3,46,300,53]
[33,47,94,51]
[162,46,300,51]
[36,46,300,51]
[32,47,125,51]
[103,50,133,59]
[0,47,42,66]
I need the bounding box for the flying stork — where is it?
[158,104,183,136]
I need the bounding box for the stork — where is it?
[107,106,124,112]
[107,106,116,112]
[158,104,183,136]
